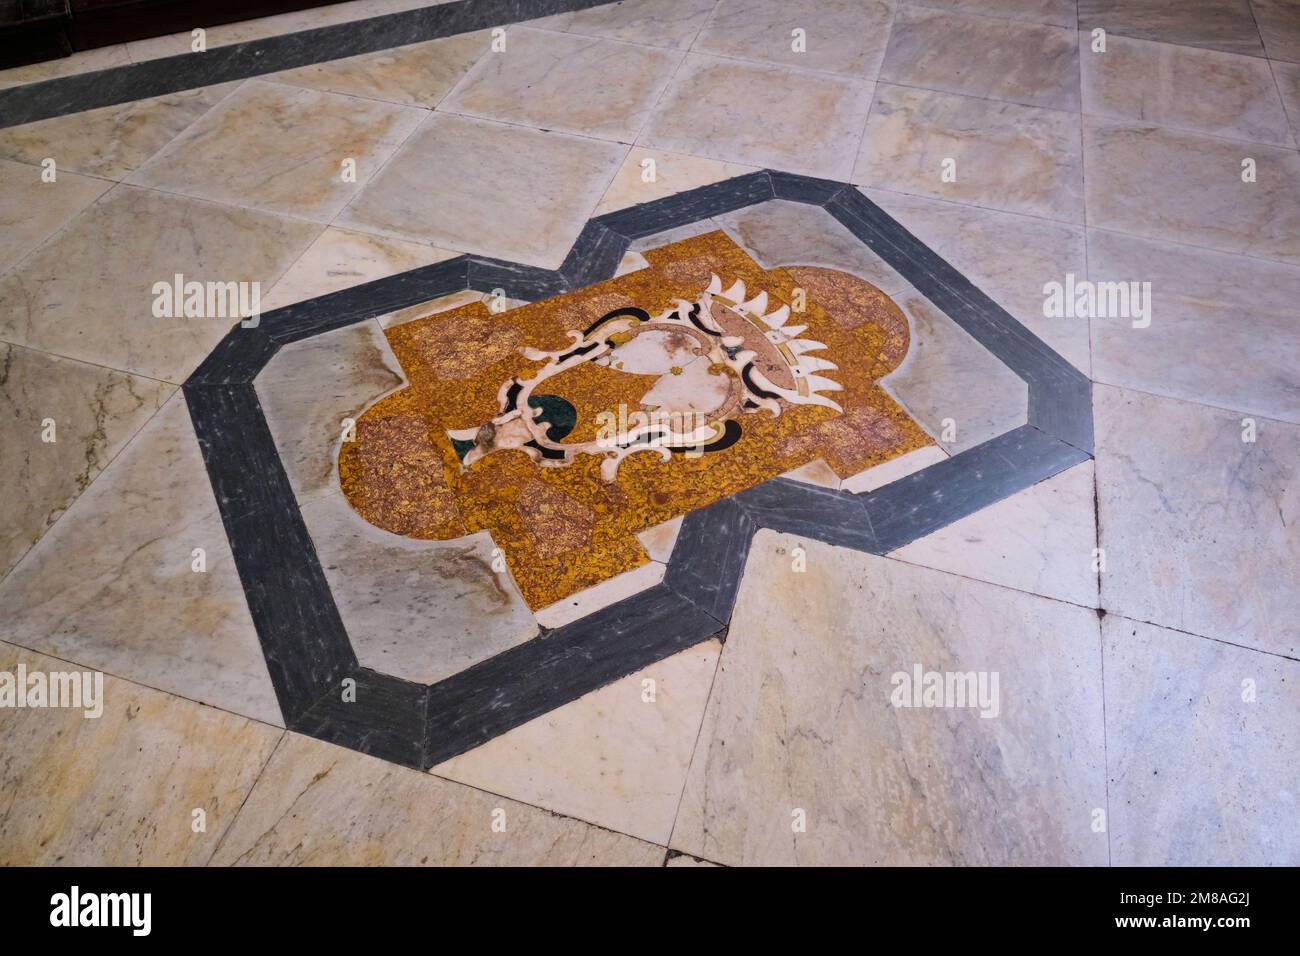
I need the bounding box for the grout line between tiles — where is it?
[202,730,291,867]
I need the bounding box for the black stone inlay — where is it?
[467,256,568,301]
[664,498,755,623]
[186,324,280,386]
[595,171,775,240]
[734,478,876,553]
[558,220,630,289]
[293,669,431,769]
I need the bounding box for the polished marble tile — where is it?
[909,0,1077,27]
[541,0,718,48]
[1080,35,1292,145]
[1272,59,1300,142]
[0,644,282,866]
[1078,0,1265,56]
[434,640,720,844]
[0,158,110,271]
[534,561,666,628]
[0,44,131,90]
[636,515,683,562]
[672,532,1108,866]
[840,443,948,493]
[595,147,758,215]
[129,80,425,222]
[1095,385,1299,658]
[340,112,626,268]
[211,732,663,865]
[441,27,681,142]
[854,85,1085,223]
[639,54,875,180]
[0,343,172,580]
[1088,229,1300,423]
[881,6,1080,111]
[1084,118,1300,266]
[0,396,284,725]
[694,0,896,79]
[1104,615,1300,865]
[1249,0,1300,62]
[0,185,320,383]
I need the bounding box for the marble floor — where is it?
[0,0,1297,867]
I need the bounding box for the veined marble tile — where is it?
[128,80,425,223]
[694,0,896,79]
[1084,118,1300,266]
[1080,35,1292,146]
[1088,230,1300,423]
[841,443,948,494]
[672,532,1108,866]
[908,0,1077,27]
[0,396,283,725]
[782,459,842,490]
[1253,0,1300,63]
[892,462,1100,607]
[1095,385,1299,658]
[540,0,718,49]
[300,493,536,684]
[0,85,238,181]
[1104,616,1300,865]
[626,217,722,251]
[377,289,495,329]
[0,44,131,89]
[639,54,876,180]
[595,147,758,215]
[211,732,663,865]
[854,85,1085,223]
[0,644,282,866]
[0,184,319,383]
[441,27,681,143]
[340,113,626,269]
[0,158,110,272]
[0,344,172,580]
[880,6,1080,111]
[270,31,488,107]
[434,640,721,844]
[1078,0,1265,57]
[636,515,683,563]
[1274,60,1300,143]
[534,560,666,629]
[863,187,1090,372]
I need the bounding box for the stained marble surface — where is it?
[1252,0,1300,62]
[595,147,758,215]
[538,0,718,49]
[0,45,131,90]
[0,645,282,866]
[211,732,663,865]
[0,158,110,271]
[672,532,1108,866]
[908,0,1077,27]
[1275,60,1300,142]
[1095,385,1299,658]
[1104,616,1300,865]
[1078,0,1266,56]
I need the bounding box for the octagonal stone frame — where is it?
[183,170,1093,769]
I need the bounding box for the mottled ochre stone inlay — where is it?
[340,231,930,609]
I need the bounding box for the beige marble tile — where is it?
[1081,35,1292,145]
[129,80,425,222]
[211,732,663,865]
[340,112,626,269]
[854,85,1085,223]
[0,85,237,181]
[534,560,666,629]
[1084,118,1300,266]
[434,641,720,844]
[892,462,1100,607]
[782,459,842,489]
[0,644,282,866]
[639,54,875,180]
[1078,0,1265,56]
[595,147,759,215]
[270,31,487,107]
[0,396,283,725]
[881,6,1080,110]
[261,227,460,312]
[441,27,680,142]
[1095,385,1299,658]
[377,288,490,328]
[0,158,110,272]
[672,532,1108,866]
[1245,0,1300,62]
[0,44,131,89]
[0,343,173,580]
[665,852,720,866]
[636,515,683,562]
[542,0,718,48]
[909,0,1077,27]
[841,443,948,493]
[1088,229,1300,423]
[1270,59,1300,143]
[0,185,320,383]
[1104,615,1300,865]
[694,0,896,79]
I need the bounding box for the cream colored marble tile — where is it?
[1084,118,1300,266]
[0,184,320,383]
[0,644,282,866]
[639,54,876,180]
[672,532,1108,865]
[881,6,1080,110]
[854,85,1085,223]
[0,158,109,272]
[543,0,717,48]
[636,515,683,563]
[534,560,666,629]
[694,0,896,79]
[376,289,491,328]
[0,45,131,89]
[0,343,173,580]
[211,732,663,865]
[340,112,626,269]
[782,459,841,489]
[614,250,651,275]
[892,462,1099,607]
[1096,385,1299,658]
[595,147,759,215]
[129,80,425,222]
[1081,35,1292,145]
[0,84,238,181]
[909,0,1077,27]
[1104,616,1300,865]
[434,640,720,844]
[1078,0,1265,57]
[1254,0,1300,63]
[0,396,283,725]
[840,443,948,493]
